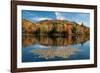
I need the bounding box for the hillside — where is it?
[22,19,90,35]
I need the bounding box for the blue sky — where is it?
[22,10,90,27]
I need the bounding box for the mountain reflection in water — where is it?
[30,46,80,60]
[22,34,90,62]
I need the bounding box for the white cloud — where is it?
[38,17,52,21]
[55,12,66,20]
[32,17,52,22]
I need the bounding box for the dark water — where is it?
[22,35,90,62]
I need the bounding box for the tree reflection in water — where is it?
[22,34,89,47]
[22,34,89,61]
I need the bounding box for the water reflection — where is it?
[22,34,89,47]
[22,34,90,62]
[30,46,80,60]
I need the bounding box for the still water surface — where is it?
[22,35,90,62]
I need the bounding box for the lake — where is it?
[22,34,90,62]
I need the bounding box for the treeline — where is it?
[22,19,90,36]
